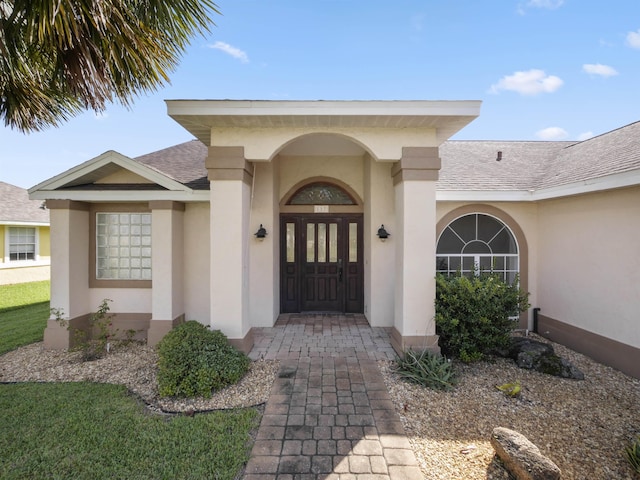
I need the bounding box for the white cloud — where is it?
[536,127,568,140]
[527,0,564,9]
[518,0,563,13]
[582,63,618,77]
[209,41,249,63]
[626,29,640,49]
[94,112,108,120]
[577,131,594,141]
[490,69,563,95]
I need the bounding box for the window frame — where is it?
[436,213,520,284]
[89,204,152,288]
[4,226,39,264]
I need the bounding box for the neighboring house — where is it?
[29,101,640,378]
[0,181,50,285]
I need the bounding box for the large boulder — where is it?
[507,337,584,380]
[491,427,562,480]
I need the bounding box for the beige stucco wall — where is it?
[89,288,152,312]
[278,155,365,202]
[536,186,640,348]
[249,161,279,326]
[364,156,395,326]
[183,202,211,324]
[435,202,539,328]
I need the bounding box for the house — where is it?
[0,181,50,285]
[29,100,640,378]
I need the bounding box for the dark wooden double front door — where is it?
[280,215,363,313]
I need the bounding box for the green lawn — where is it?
[0,280,50,310]
[0,382,259,480]
[0,281,50,355]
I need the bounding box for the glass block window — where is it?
[436,213,519,283]
[9,227,36,261]
[288,182,356,205]
[96,213,151,280]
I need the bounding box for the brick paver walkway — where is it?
[245,314,424,480]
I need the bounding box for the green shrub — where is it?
[393,349,456,391]
[157,321,250,398]
[626,436,640,475]
[435,272,530,362]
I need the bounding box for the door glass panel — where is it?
[329,223,338,262]
[349,223,358,263]
[317,223,327,262]
[286,223,295,263]
[306,223,315,262]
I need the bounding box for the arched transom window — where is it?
[287,182,356,205]
[436,213,519,283]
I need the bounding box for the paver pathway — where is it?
[245,314,424,480]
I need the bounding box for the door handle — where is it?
[338,259,343,282]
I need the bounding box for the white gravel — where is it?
[378,334,640,480]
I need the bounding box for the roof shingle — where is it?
[0,182,50,224]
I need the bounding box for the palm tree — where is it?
[0,0,219,132]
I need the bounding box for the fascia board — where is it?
[436,170,640,202]
[436,190,534,202]
[29,190,210,203]
[531,169,640,200]
[29,151,189,194]
[0,221,49,227]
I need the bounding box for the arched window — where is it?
[287,182,356,205]
[436,213,519,283]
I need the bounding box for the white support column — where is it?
[43,200,90,349]
[391,147,441,354]
[148,201,185,346]
[206,146,254,352]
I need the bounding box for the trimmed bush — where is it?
[157,321,250,398]
[394,349,456,391]
[435,272,530,362]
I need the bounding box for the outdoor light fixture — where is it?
[254,224,267,240]
[377,224,390,241]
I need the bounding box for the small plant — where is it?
[157,320,250,398]
[626,436,640,476]
[52,299,120,361]
[435,272,530,362]
[393,349,456,391]
[496,380,521,397]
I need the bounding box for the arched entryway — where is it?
[280,179,364,313]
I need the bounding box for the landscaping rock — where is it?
[491,427,562,480]
[507,337,584,380]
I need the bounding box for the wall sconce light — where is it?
[377,224,390,241]
[254,224,267,240]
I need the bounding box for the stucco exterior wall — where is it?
[88,288,152,312]
[249,161,279,326]
[364,156,395,326]
[537,187,640,348]
[183,202,211,324]
[279,155,365,203]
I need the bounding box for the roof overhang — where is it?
[436,168,640,202]
[166,100,482,147]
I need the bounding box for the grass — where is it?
[0,281,50,355]
[0,382,259,480]
[0,280,50,311]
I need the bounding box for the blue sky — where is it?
[2,0,640,188]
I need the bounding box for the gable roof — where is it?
[29,150,210,202]
[0,181,49,225]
